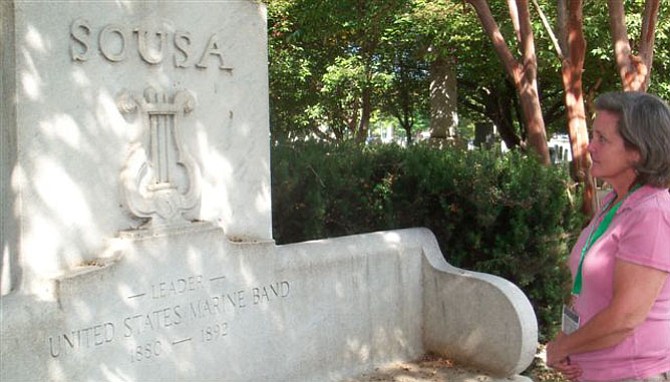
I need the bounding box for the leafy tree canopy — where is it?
[265,0,670,143]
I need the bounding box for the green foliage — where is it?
[272,141,584,340]
[267,0,670,144]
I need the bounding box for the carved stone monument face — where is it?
[2,0,272,295]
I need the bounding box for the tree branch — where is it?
[508,0,522,45]
[531,0,563,60]
[465,0,521,84]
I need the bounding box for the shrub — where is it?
[271,140,584,340]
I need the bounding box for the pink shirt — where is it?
[569,185,670,381]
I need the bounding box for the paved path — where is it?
[342,355,535,382]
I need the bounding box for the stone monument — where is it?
[1,1,538,381]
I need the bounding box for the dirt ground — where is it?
[343,348,569,382]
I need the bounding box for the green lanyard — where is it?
[571,185,641,296]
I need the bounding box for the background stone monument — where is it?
[1,1,538,381]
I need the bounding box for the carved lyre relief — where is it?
[117,87,201,230]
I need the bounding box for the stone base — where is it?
[1,227,536,381]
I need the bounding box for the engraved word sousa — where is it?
[70,19,232,70]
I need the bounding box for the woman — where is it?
[547,91,670,381]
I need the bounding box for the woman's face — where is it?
[588,110,640,186]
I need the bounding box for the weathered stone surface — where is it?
[1,227,536,381]
[1,0,272,296]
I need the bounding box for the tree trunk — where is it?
[515,0,550,164]
[485,79,521,149]
[429,56,458,142]
[558,0,596,217]
[466,0,550,164]
[608,0,659,91]
[356,86,372,143]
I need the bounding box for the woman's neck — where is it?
[611,178,639,205]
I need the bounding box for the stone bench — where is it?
[1,227,537,381]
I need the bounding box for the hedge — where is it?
[271,140,585,340]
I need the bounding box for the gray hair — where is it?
[595,91,670,188]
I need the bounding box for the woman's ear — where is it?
[628,149,642,169]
